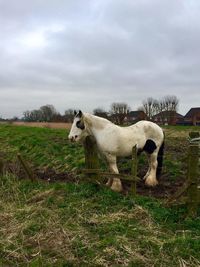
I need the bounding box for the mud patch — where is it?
[122,173,185,199]
[35,168,79,183]
[33,166,185,200]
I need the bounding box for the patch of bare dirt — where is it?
[35,168,78,183]
[124,173,185,199]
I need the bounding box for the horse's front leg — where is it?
[105,154,123,192]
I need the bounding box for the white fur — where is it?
[69,113,164,192]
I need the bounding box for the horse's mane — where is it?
[83,113,113,130]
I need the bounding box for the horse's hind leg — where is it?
[105,155,123,192]
[145,151,158,187]
[143,154,151,180]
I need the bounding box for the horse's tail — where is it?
[156,140,164,178]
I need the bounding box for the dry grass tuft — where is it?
[26,189,55,203]
[179,257,200,267]
[25,226,77,263]
[88,205,153,227]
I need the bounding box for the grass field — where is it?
[11,121,72,129]
[0,124,200,266]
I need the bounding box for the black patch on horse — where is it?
[157,140,164,177]
[76,120,85,130]
[143,139,157,154]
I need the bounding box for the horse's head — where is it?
[68,110,87,142]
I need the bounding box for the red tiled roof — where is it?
[184,107,200,118]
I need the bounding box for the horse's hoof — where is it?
[111,184,123,192]
[143,175,148,180]
[105,182,111,187]
[145,176,158,187]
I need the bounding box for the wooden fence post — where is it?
[17,153,36,181]
[83,135,100,181]
[130,145,137,196]
[187,132,200,217]
[0,158,4,176]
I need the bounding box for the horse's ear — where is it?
[74,110,77,116]
[78,110,83,118]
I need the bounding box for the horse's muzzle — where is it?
[68,135,78,142]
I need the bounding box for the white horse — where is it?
[68,111,164,192]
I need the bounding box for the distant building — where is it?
[153,111,184,125]
[184,107,200,126]
[109,107,200,126]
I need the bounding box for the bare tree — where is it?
[40,104,58,122]
[23,104,58,122]
[111,102,129,114]
[162,95,179,124]
[140,95,179,124]
[23,111,31,121]
[64,109,74,122]
[140,97,158,120]
[110,102,130,124]
[93,108,108,119]
[156,99,166,124]
[163,95,179,112]
[23,110,43,122]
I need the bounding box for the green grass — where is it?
[0,124,198,179]
[0,174,200,266]
[0,124,84,172]
[0,124,200,266]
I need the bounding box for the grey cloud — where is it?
[0,0,200,118]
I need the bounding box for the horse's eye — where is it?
[76,121,81,128]
[76,120,85,130]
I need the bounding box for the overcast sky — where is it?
[0,0,200,118]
